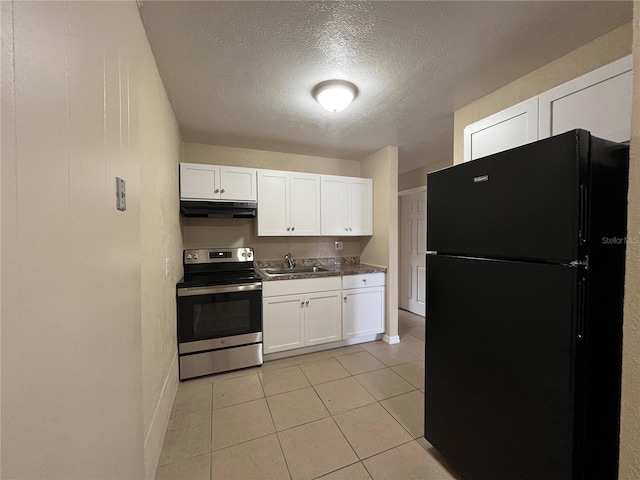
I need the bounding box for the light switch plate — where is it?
[334,241,343,251]
[116,177,126,211]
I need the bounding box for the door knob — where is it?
[305,300,309,306]
[214,188,220,193]
[220,189,225,193]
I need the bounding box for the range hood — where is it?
[180,200,257,218]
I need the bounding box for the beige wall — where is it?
[398,158,452,192]
[453,23,632,165]
[619,4,640,478]
[181,142,362,260]
[1,2,181,478]
[139,20,183,480]
[360,146,399,340]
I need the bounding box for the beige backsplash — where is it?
[181,217,362,259]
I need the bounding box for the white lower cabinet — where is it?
[263,277,342,354]
[304,291,342,346]
[263,294,305,353]
[342,273,386,339]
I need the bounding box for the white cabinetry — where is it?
[463,98,539,162]
[342,273,385,339]
[263,277,342,354]
[257,170,321,236]
[463,55,632,162]
[321,175,373,236]
[538,55,632,143]
[180,163,257,201]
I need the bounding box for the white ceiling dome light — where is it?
[312,80,358,113]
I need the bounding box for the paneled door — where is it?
[399,188,427,316]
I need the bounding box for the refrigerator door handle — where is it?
[568,256,589,270]
[577,278,586,339]
[426,251,438,255]
[579,184,588,245]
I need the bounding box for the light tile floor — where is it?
[156,309,459,480]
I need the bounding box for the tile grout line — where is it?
[257,369,294,480]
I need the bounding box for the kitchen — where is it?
[1,2,640,480]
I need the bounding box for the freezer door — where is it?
[425,255,579,480]
[427,129,590,262]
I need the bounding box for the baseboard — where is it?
[263,334,383,362]
[383,335,400,345]
[144,353,179,480]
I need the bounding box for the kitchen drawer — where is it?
[262,276,342,297]
[342,273,385,290]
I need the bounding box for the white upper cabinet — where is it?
[463,55,632,162]
[348,178,373,236]
[180,163,256,201]
[220,166,257,201]
[257,169,320,236]
[463,98,539,162]
[538,55,632,143]
[290,172,322,235]
[320,175,373,236]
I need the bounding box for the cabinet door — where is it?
[348,178,373,235]
[263,295,304,354]
[305,290,342,346]
[321,176,348,236]
[220,166,257,201]
[343,286,385,339]
[539,55,632,143]
[290,173,321,236]
[180,163,220,200]
[257,170,290,236]
[463,97,539,162]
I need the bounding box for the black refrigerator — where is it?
[424,130,629,480]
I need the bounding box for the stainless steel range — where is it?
[176,247,262,380]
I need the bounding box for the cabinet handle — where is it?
[214,188,220,193]
[362,279,367,283]
[345,227,348,231]
[292,227,295,231]
[349,227,353,231]
[305,300,309,306]
[220,188,225,193]
[301,301,304,307]
[287,227,291,231]
[344,296,347,302]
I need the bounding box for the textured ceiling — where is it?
[140,1,632,174]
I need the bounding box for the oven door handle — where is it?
[177,282,262,297]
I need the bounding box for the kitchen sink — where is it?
[262,266,332,276]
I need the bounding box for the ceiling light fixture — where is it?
[312,80,358,113]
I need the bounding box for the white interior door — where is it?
[399,188,427,316]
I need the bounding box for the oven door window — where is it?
[178,290,261,344]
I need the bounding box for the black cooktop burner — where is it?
[177,271,261,289]
[177,247,261,290]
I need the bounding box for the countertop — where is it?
[256,257,386,281]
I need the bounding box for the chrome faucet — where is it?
[284,253,296,269]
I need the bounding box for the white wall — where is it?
[360,146,399,341]
[1,2,181,478]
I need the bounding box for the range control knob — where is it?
[247,252,253,258]
[186,254,192,259]
[241,252,247,257]
[193,254,199,259]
